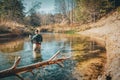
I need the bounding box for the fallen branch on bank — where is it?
[0,48,70,80]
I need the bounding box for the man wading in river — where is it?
[31,29,43,58]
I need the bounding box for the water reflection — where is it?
[0,39,24,53]
[0,33,89,80]
[0,34,72,69]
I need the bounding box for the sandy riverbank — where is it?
[78,11,120,80]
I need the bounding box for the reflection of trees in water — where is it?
[71,35,106,62]
[67,35,89,52]
[0,34,93,80]
[42,33,74,42]
[42,34,88,59]
[0,39,24,53]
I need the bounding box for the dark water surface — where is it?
[0,33,91,80]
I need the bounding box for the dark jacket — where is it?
[31,34,43,43]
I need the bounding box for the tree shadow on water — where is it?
[75,46,106,63]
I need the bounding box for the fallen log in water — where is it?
[0,48,69,79]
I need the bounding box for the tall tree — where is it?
[54,0,76,24]
[0,0,25,22]
[74,0,114,23]
[55,0,67,15]
[30,13,41,27]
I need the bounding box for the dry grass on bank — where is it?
[77,8,120,80]
[0,19,30,35]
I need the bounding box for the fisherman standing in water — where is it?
[31,29,43,58]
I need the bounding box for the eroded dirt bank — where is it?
[78,11,120,80]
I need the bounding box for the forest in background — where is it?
[0,0,120,34]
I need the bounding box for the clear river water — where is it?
[0,33,102,80]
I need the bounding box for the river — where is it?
[0,33,106,80]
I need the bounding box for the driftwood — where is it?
[0,48,69,79]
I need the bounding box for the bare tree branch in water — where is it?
[0,49,70,80]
